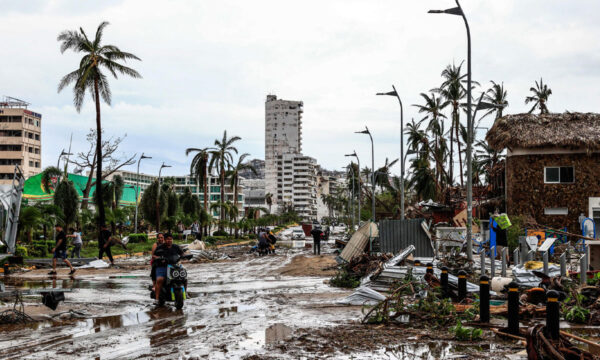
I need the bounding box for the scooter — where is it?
[150,253,193,309]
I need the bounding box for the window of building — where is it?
[28,147,33,153]
[210,186,220,193]
[35,120,39,127]
[29,161,33,167]
[34,148,40,154]
[544,207,568,215]
[544,167,574,184]
[34,134,40,141]
[35,162,39,168]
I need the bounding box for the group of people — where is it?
[257,229,277,255]
[176,220,202,239]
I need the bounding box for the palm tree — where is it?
[483,81,508,120]
[226,153,257,237]
[525,78,552,114]
[186,147,212,214]
[475,140,505,185]
[209,131,241,230]
[413,93,448,189]
[436,62,466,186]
[57,21,141,231]
[375,157,398,191]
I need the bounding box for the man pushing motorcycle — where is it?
[153,232,184,306]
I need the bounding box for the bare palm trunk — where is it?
[233,177,239,239]
[220,167,225,231]
[449,109,455,186]
[81,153,97,209]
[94,79,105,230]
[456,123,464,187]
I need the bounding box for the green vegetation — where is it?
[450,320,483,341]
[330,270,361,289]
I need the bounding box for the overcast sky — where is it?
[2,0,599,178]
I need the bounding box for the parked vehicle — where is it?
[150,252,193,309]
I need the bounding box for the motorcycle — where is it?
[150,252,193,309]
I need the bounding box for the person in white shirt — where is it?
[67,228,83,259]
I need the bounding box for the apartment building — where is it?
[0,97,42,183]
[265,95,303,206]
[108,170,245,217]
[277,153,317,220]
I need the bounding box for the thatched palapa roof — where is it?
[486,112,600,151]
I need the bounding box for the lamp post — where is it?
[343,165,355,230]
[345,151,361,225]
[377,85,405,220]
[355,127,375,223]
[428,0,474,260]
[156,162,171,231]
[134,153,152,233]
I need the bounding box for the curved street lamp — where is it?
[377,85,405,220]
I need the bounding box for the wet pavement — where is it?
[0,246,361,359]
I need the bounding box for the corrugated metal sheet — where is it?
[339,222,378,262]
[379,219,434,257]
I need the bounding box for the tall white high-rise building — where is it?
[264,94,303,206]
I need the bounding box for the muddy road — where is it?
[0,246,364,359]
[0,244,527,359]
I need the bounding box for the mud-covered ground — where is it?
[0,241,525,359]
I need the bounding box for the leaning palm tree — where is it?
[57,21,141,231]
[483,81,509,120]
[186,147,212,214]
[226,153,257,237]
[525,78,552,114]
[209,131,241,230]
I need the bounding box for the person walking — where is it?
[191,220,200,239]
[67,227,83,259]
[98,224,115,266]
[310,226,324,256]
[48,224,75,275]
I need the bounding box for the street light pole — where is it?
[377,85,405,220]
[345,151,361,226]
[344,165,355,230]
[428,0,473,261]
[355,127,375,223]
[134,153,152,233]
[156,162,171,232]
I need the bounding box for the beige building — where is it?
[264,95,303,206]
[0,97,42,183]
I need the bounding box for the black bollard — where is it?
[441,267,449,298]
[507,281,520,335]
[426,263,434,274]
[479,275,490,323]
[545,290,560,340]
[3,263,8,276]
[458,270,467,301]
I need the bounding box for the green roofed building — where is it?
[23,172,138,206]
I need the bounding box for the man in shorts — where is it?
[49,224,75,275]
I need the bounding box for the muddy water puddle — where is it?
[0,253,359,359]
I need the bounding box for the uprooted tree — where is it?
[70,129,136,210]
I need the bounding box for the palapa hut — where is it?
[486,112,600,233]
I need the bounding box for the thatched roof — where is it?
[486,112,600,151]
